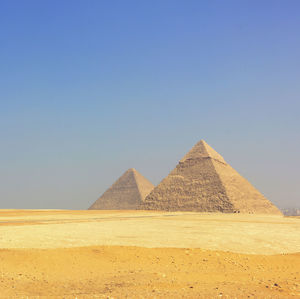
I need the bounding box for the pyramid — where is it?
[141,140,282,215]
[89,168,154,210]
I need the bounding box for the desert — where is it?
[2,2,300,297]
[1,141,298,299]
[0,209,299,298]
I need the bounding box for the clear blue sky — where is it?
[0,1,299,209]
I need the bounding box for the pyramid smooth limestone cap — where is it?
[180,139,226,163]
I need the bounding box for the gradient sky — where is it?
[0,1,299,209]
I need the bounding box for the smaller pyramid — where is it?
[89,168,154,210]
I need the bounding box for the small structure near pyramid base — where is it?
[89,168,154,210]
[141,140,282,215]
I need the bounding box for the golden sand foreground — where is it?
[0,210,299,298]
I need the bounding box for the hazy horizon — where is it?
[1,1,299,209]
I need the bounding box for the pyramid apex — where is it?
[196,139,210,146]
[125,168,139,175]
[196,139,207,146]
[180,140,226,164]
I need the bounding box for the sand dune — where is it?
[0,210,299,298]
[0,246,299,298]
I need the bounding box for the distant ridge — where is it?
[141,140,282,215]
[281,208,300,216]
[89,168,154,210]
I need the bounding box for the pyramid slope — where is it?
[89,168,154,210]
[141,140,282,215]
[132,169,156,202]
[211,161,281,214]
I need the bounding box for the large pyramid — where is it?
[141,140,282,215]
[89,168,154,210]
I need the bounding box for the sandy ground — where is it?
[0,210,299,298]
[0,210,300,254]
